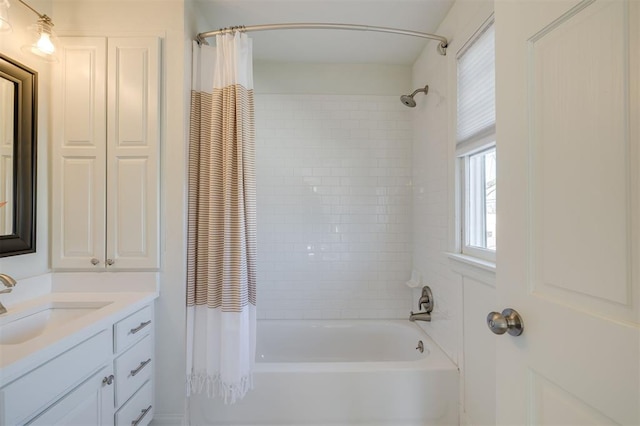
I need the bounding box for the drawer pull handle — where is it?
[131,405,152,426]
[131,358,152,377]
[102,374,115,385]
[130,320,151,334]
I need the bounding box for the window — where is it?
[466,147,496,251]
[456,19,496,261]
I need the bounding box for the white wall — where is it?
[253,63,415,319]
[50,1,189,423]
[0,0,52,279]
[410,1,496,425]
[255,61,411,95]
[255,93,414,319]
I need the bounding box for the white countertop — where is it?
[0,291,158,385]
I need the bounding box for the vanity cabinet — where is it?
[0,303,155,426]
[51,36,160,271]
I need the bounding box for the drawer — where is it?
[115,334,153,407]
[115,380,153,426]
[0,330,111,425]
[114,305,152,353]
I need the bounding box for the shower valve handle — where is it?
[418,285,433,313]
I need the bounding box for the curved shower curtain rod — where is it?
[196,23,449,55]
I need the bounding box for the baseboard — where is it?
[150,413,184,425]
[153,413,443,426]
[156,418,429,426]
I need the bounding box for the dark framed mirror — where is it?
[0,54,37,257]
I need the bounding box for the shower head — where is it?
[400,85,429,107]
[400,94,417,107]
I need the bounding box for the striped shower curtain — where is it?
[186,34,256,404]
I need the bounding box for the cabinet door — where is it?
[27,366,115,426]
[106,37,160,270]
[52,37,107,270]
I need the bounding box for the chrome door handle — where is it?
[130,358,152,377]
[487,308,524,336]
[131,405,152,426]
[130,320,151,334]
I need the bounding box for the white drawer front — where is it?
[114,305,152,353]
[0,330,111,425]
[115,334,153,407]
[115,380,153,426]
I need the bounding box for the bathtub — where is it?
[189,320,459,425]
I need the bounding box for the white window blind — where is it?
[457,22,495,145]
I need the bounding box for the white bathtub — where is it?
[189,320,459,426]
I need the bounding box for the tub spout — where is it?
[409,311,431,322]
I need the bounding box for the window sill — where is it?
[445,252,496,273]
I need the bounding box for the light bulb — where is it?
[36,32,55,55]
[21,16,59,62]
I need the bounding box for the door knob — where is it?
[91,258,100,265]
[487,308,524,336]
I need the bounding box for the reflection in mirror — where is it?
[0,76,14,235]
[0,54,36,258]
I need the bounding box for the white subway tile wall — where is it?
[255,94,413,319]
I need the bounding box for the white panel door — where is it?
[106,37,160,270]
[52,37,107,270]
[495,0,639,424]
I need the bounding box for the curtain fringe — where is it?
[186,372,254,405]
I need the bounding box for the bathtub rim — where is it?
[254,319,457,373]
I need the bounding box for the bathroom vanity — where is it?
[0,291,157,425]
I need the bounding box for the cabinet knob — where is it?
[106,259,114,266]
[102,374,114,385]
[91,258,100,266]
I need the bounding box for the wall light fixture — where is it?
[18,0,58,62]
[0,0,58,61]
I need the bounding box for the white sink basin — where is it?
[0,301,113,345]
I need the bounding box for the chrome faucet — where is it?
[0,273,17,315]
[409,285,433,322]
